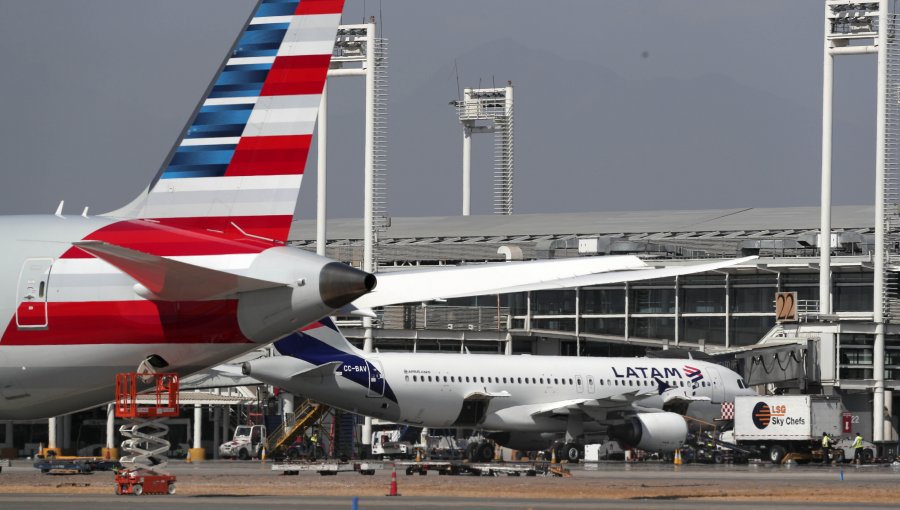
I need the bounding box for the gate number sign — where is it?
[775,291,798,323]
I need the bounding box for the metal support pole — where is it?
[193,404,202,450]
[820,17,834,316]
[575,287,581,356]
[874,0,889,443]
[106,404,115,450]
[317,83,328,257]
[463,126,472,216]
[724,273,731,349]
[47,417,57,449]
[363,21,376,278]
[360,19,377,451]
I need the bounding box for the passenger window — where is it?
[554,378,559,385]
[405,375,409,382]
[443,376,448,382]
[465,376,470,383]
[428,376,432,382]
[480,377,485,383]
[577,378,582,385]
[599,379,603,386]
[413,375,417,382]
[503,377,507,384]
[517,377,522,384]
[614,380,618,386]
[569,378,573,385]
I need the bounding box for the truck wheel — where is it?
[168,482,177,495]
[562,443,580,463]
[833,450,845,463]
[238,449,250,461]
[713,451,724,464]
[769,445,787,464]
[132,484,143,496]
[863,449,874,464]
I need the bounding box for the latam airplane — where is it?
[0,0,752,420]
[243,318,758,462]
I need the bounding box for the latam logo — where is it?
[683,365,704,383]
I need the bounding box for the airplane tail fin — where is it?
[274,317,362,360]
[106,0,345,242]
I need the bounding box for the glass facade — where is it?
[510,270,874,349]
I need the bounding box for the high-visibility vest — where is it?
[822,436,831,448]
[853,436,863,449]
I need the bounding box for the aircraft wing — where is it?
[352,256,756,309]
[74,240,286,300]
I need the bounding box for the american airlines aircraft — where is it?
[0,0,753,420]
[243,318,758,462]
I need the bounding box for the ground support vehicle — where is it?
[114,468,176,495]
[33,456,119,474]
[219,424,267,460]
[395,460,543,476]
[271,460,384,476]
[114,372,180,496]
[728,395,843,464]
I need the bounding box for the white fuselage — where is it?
[274,351,753,436]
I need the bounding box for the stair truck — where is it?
[722,395,843,464]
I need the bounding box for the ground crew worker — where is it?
[821,432,832,463]
[853,432,864,464]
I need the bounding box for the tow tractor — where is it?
[113,372,179,496]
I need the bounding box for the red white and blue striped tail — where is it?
[106,0,344,243]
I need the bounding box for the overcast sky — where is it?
[0,1,877,220]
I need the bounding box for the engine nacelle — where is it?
[608,412,688,452]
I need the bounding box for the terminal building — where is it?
[290,204,898,446]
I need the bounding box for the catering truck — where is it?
[723,395,843,464]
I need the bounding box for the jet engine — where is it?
[608,412,688,452]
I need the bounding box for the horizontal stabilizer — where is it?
[302,361,343,379]
[74,240,285,301]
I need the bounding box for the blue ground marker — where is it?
[352,496,359,510]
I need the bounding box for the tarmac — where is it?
[1,459,898,510]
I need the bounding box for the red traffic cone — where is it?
[387,463,401,497]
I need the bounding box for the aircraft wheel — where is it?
[477,442,495,462]
[562,443,581,463]
[465,443,478,462]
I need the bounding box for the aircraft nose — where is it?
[319,262,377,309]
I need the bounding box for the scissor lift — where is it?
[114,372,179,496]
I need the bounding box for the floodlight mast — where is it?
[453,83,515,216]
[822,0,890,443]
[316,19,390,449]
